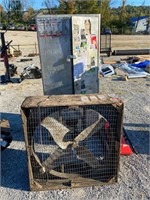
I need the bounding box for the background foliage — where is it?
[0,0,149,34]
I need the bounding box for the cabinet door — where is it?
[36,16,73,95]
[72,15,100,94]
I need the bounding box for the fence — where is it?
[9,43,39,56]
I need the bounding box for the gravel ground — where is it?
[0,32,150,200]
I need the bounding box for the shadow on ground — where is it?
[124,123,149,155]
[1,148,29,191]
[0,76,20,84]
[1,112,24,142]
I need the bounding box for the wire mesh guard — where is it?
[21,95,124,191]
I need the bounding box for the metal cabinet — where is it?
[36,14,100,95]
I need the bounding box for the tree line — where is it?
[0,0,149,34]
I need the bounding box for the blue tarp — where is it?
[130,16,148,23]
[132,60,150,68]
[116,62,150,78]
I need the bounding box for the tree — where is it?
[42,0,100,14]
[2,0,12,23]
[11,0,23,22]
[58,0,75,14]
[23,7,35,22]
[118,0,127,33]
[0,4,5,23]
[0,4,4,15]
[54,0,100,14]
[2,0,11,12]
[42,0,59,14]
[58,0,112,30]
[2,0,31,23]
[42,0,113,30]
[100,0,112,29]
[74,0,99,14]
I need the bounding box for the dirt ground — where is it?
[111,35,150,50]
[3,31,150,54]
[0,31,150,200]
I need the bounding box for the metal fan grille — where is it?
[21,95,123,190]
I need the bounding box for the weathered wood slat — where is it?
[21,94,123,109]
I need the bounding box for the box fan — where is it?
[21,94,123,191]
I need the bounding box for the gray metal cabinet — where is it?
[36,14,100,95]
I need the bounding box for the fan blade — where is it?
[41,116,73,149]
[31,148,46,173]
[50,169,80,179]
[74,146,101,168]
[75,110,107,143]
[31,147,64,174]
[40,147,64,173]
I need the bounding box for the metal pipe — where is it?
[112,49,150,55]
[0,32,12,82]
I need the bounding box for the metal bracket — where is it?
[67,55,76,62]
